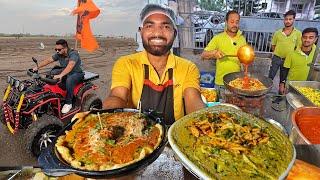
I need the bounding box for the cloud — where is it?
[0,0,147,37]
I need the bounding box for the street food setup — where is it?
[286,81,320,145]
[2,45,320,179]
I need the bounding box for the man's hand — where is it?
[201,49,225,60]
[214,50,225,59]
[32,67,38,72]
[183,87,206,114]
[53,74,63,80]
[279,83,286,95]
[103,87,129,109]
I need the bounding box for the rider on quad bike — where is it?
[33,39,84,114]
[1,41,102,157]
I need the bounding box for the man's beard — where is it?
[284,22,293,27]
[142,37,174,56]
[57,51,67,57]
[227,27,238,33]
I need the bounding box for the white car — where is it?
[192,12,225,47]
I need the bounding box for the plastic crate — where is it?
[200,71,215,88]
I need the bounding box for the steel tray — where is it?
[288,81,320,107]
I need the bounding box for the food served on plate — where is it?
[229,77,266,91]
[172,106,294,179]
[56,112,163,171]
[200,88,217,102]
[295,86,320,106]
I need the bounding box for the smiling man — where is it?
[103,4,205,125]
[280,27,319,94]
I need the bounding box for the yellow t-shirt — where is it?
[111,50,200,120]
[204,31,247,85]
[272,28,302,58]
[283,45,317,81]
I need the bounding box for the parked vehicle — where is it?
[1,57,102,157]
[192,11,225,47]
[254,12,283,19]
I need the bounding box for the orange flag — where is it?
[73,0,100,52]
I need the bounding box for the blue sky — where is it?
[0,0,150,37]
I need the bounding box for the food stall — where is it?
[2,46,320,180]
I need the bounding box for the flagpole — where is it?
[75,0,80,50]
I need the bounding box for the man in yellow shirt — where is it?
[103,4,205,125]
[201,10,246,97]
[280,28,318,94]
[268,10,302,94]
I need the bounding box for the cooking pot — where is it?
[308,64,320,81]
[223,72,273,96]
[290,107,320,144]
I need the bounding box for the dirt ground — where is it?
[0,37,214,167]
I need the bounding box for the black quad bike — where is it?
[1,57,102,157]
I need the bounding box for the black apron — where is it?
[140,65,175,125]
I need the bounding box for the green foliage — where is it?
[231,0,262,16]
[197,0,226,12]
[197,0,262,15]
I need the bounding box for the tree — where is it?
[316,0,320,13]
[197,0,262,15]
[197,0,226,12]
[230,0,262,16]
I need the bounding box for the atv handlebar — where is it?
[27,69,59,85]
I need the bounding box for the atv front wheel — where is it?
[0,107,5,125]
[81,93,102,111]
[25,115,63,157]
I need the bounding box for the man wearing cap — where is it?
[103,4,205,125]
[201,10,247,97]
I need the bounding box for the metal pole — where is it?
[244,0,247,16]
[269,0,273,13]
[307,36,320,80]
[75,0,81,50]
[306,2,311,20]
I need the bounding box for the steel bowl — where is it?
[290,106,320,144]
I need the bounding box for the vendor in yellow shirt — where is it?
[280,27,318,94]
[201,10,246,98]
[103,4,205,125]
[268,10,302,94]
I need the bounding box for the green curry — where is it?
[173,106,294,180]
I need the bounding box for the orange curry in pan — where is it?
[296,115,320,144]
